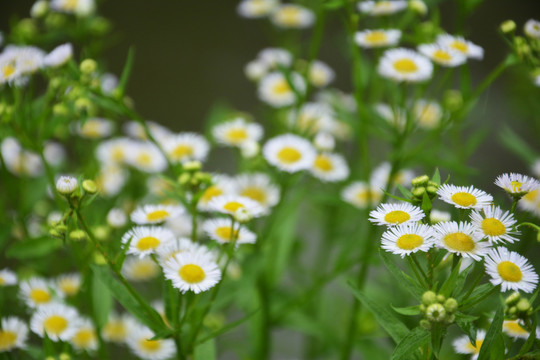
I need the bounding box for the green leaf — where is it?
[6,237,62,259]
[118,47,135,94]
[323,0,345,9]
[380,249,424,299]
[439,258,462,297]
[431,168,441,185]
[92,271,113,328]
[392,326,430,360]
[500,127,538,164]
[194,338,216,360]
[347,281,409,343]
[460,283,494,305]
[518,314,538,356]
[420,193,432,213]
[430,323,444,357]
[391,305,421,316]
[477,306,504,360]
[197,308,259,344]
[396,184,412,199]
[455,312,478,346]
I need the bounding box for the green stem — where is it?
[408,256,428,289]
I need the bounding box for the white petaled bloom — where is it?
[101,73,118,95]
[370,161,415,189]
[433,221,489,261]
[453,330,486,360]
[341,181,383,209]
[30,303,80,341]
[197,174,236,211]
[1,137,43,176]
[310,152,350,182]
[524,19,540,39]
[436,34,484,60]
[156,238,213,267]
[430,209,451,224]
[76,118,114,139]
[123,121,173,143]
[207,195,265,218]
[308,60,335,88]
[96,166,129,197]
[503,320,533,339]
[131,204,184,225]
[270,4,315,29]
[375,103,406,130]
[290,102,337,135]
[126,323,176,360]
[48,212,63,225]
[3,45,45,78]
[163,251,221,294]
[213,118,263,147]
[417,43,467,67]
[102,313,135,343]
[126,142,167,173]
[56,175,78,195]
[485,247,538,293]
[121,226,175,258]
[244,59,268,81]
[20,278,60,308]
[122,256,160,282]
[0,317,28,352]
[56,273,81,297]
[95,137,134,165]
[258,48,293,69]
[237,0,278,18]
[413,99,443,129]
[43,43,72,68]
[378,48,433,82]
[232,173,280,210]
[358,1,408,16]
[381,222,436,257]
[0,269,17,286]
[470,206,519,244]
[437,184,493,209]
[258,71,306,108]
[44,141,66,167]
[495,173,540,197]
[107,208,128,228]
[242,140,259,157]
[70,318,98,352]
[203,218,256,245]
[369,203,425,226]
[263,134,316,173]
[314,132,335,152]
[355,29,402,48]
[163,133,210,164]
[518,188,540,217]
[50,0,95,16]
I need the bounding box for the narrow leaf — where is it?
[518,314,538,356]
[439,258,462,297]
[380,249,424,299]
[92,271,113,328]
[6,237,62,259]
[119,47,135,94]
[455,312,478,346]
[392,326,430,360]
[477,306,504,360]
[194,338,216,360]
[431,168,441,185]
[197,308,259,344]
[391,305,421,316]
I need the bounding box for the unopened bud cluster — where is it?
[419,291,457,329]
[410,175,438,203]
[178,161,212,191]
[505,292,532,320]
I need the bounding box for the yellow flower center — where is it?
[396,234,424,250]
[30,289,51,304]
[63,0,79,11]
[201,186,223,204]
[374,1,392,10]
[225,128,248,143]
[451,40,468,53]
[223,201,244,212]
[0,277,5,285]
[146,210,169,222]
[81,121,102,138]
[524,189,538,201]
[384,210,410,224]
[215,226,239,241]
[2,64,16,78]
[273,79,292,95]
[103,321,127,341]
[44,315,68,335]
[279,7,301,25]
[365,31,388,45]
[433,49,452,62]
[497,261,523,282]
[393,59,418,74]
[58,279,80,296]
[511,181,523,192]
[417,105,439,126]
[139,338,162,352]
[111,147,125,162]
[171,144,193,159]
[241,187,267,204]
[136,236,161,251]
[451,192,477,207]
[130,261,158,279]
[504,321,528,335]
[481,218,506,236]
[136,153,152,166]
[314,155,334,172]
[277,147,302,164]
[465,339,483,354]
[0,331,17,351]
[72,329,96,348]
[179,264,206,284]
[443,232,475,252]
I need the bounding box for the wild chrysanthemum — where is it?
[470,206,519,244]
[436,34,484,60]
[156,238,212,266]
[95,137,134,165]
[76,118,114,139]
[122,226,175,258]
[341,181,383,209]
[258,71,306,108]
[131,204,184,225]
[102,312,135,343]
[453,330,486,360]
[43,43,72,68]
[378,48,433,82]
[207,194,264,218]
[197,174,236,211]
[308,60,335,88]
[126,323,176,360]
[122,256,160,282]
[163,251,222,294]
[30,303,80,341]
[163,133,210,164]
[107,208,128,228]
[203,218,256,245]
[258,48,293,68]
[213,118,263,147]
[289,102,336,135]
[357,1,408,16]
[433,221,489,260]
[125,142,168,173]
[495,173,540,197]
[310,152,350,182]
[237,0,278,18]
[417,44,467,67]
[123,121,172,142]
[524,19,540,39]
[0,317,28,352]
[518,188,540,216]
[56,175,78,195]
[232,173,280,210]
[0,269,17,286]
[96,165,129,196]
[502,320,533,339]
[485,247,538,293]
[413,100,443,129]
[20,278,60,308]
[270,4,315,29]
[355,29,401,48]
[70,318,98,352]
[262,134,316,173]
[56,273,81,297]
[437,184,493,209]
[369,203,425,226]
[381,223,435,257]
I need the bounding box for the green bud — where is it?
[93,252,106,265]
[69,229,87,241]
[178,173,191,185]
[500,20,516,33]
[15,19,38,40]
[45,13,66,29]
[412,187,426,198]
[82,179,97,194]
[52,103,69,116]
[31,0,49,18]
[426,303,446,322]
[420,319,431,330]
[56,224,68,234]
[49,228,61,238]
[509,306,517,315]
[409,0,427,15]
[505,292,521,306]
[444,90,463,112]
[74,98,96,116]
[444,298,458,313]
[427,181,438,187]
[419,304,426,313]
[411,175,429,187]
[445,314,455,324]
[422,291,437,305]
[516,298,531,313]
[94,226,110,241]
[80,59,97,74]
[184,161,202,172]
[436,294,446,303]
[59,354,71,360]
[426,185,438,195]
[89,17,111,35]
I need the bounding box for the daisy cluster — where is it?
[237,0,314,29]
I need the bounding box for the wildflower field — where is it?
[2,0,540,359]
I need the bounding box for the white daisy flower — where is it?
[165,214,196,238]
[44,141,66,167]
[20,278,60,308]
[232,173,280,209]
[56,273,81,297]
[163,251,222,294]
[313,132,335,152]
[358,1,408,16]
[262,133,316,173]
[122,226,175,258]
[156,238,213,266]
[436,34,484,60]
[503,320,533,339]
[203,218,256,245]
[43,43,72,68]
[126,142,168,173]
[369,203,425,226]
[76,118,114,139]
[381,222,435,257]
[0,317,28,352]
[0,269,17,286]
[258,71,306,108]
[131,204,184,225]
[355,29,402,48]
[197,174,236,211]
[433,221,489,260]
[237,0,278,18]
[107,208,128,228]
[5,45,45,76]
[413,99,443,129]
[374,103,407,130]
[518,188,540,216]
[96,165,129,197]
[55,175,78,195]
[213,118,263,147]
[0,57,21,85]
[163,133,210,164]
[495,173,540,197]
[453,330,486,360]
[30,303,80,341]
[378,48,433,82]
[122,256,160,282]
[123,121,173,142]
[102,312,135,343]
[289,102,336,135]
[485,247,538,293]
[341,181,383,209]
[101,73,118,95]
[95,137,134,165]
[524,19,540,39]
[418,43,467,67]
[470,206,519,244]
[244,59,268,81]
[370,161,415,190]
[270,4,315,29]
[437,184,493,209]
[258,48,293,68]
[126,323,176,360]
[310,152,350,182]
[50,0,95,16]
[69,318,98,352]
[430,209,451,223]
[308,60,335,88]
[207,195,264,218]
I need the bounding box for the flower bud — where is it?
[426,303,446,322]
[234,208,253,223]
[445,314,455,324]
[184,160,202,172]
[500,20,516,33]
[436,294,446,303]
[419,304,426,313]
[94,226,110,241]
[409,0,427,15]
[80,59,97,74]
[426,185,438,196]
[53,103,69,117]
[412,187,426,198]
[56,175,78,195]
[93,252,106,265]
[178,173,191,185]
[444,298,458,313]
[82,179,97,194]
[444,90,463,111]
[420,319,431,330]
[509,306,517,315]
[516,298,531,313]
[314,132,335,152]
[59,353,71,360]
[69,229,87,241]
[505,292,521,306]
[422,291,437,305]
[31,0,49,18]
[411,175,429,187]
